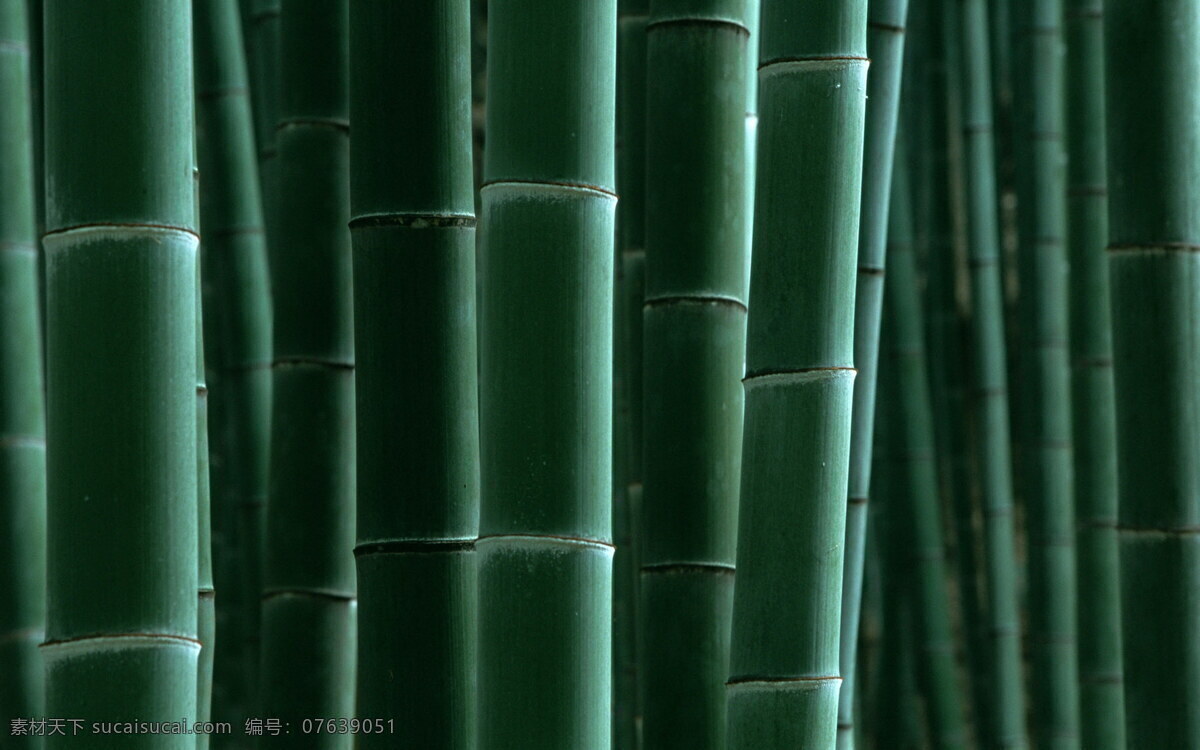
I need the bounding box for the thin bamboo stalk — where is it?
[1103,0,1200,745]
[640,0,751,745]
[957,0,1028,743]
[195,249,215,750]
[259,0,356,741]
[835,0,909,741]
[477,1,617,748]
[615,0,648,745]
[1064,0,1124,746]
[194,0,274,730]
[42,1,199,744]
[349,2,479,747]
[725,0,867,746]
[0,0,45,732]
[1012,1,1081,744]
[886,139,968,749]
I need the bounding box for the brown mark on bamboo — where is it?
[848,496,869,506]
[858,264,885,276]
[867,20,906,33]
[348,213,477,230]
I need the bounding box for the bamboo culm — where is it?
[194,0,274,730]
[0,0,45,734]
[835,0,908,741]
[350,1,479,746]
[1104,0,1200,745]
[259,1,356,743]
[957,0,1028,742]
[43,1,199,746]
[477,1,617,748]
[1064,0,1125,745]
[725,0,868,746]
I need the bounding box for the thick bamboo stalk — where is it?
[194,0,274,728]
[478,1,616,748]
[0,0,45,732]
[614,0,648,745]
[1104,0,1200,745]
[835,0,908,742]
[1064,0,1124,746]
[725,1,867,746]
[640,0,750,747]
[1012,2,1080,744]
[42,1,199,745]
[259,0,356,741]
[886,141,968,749]
[349,1,479,747]
[956,0,1028,743]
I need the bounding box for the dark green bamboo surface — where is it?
[245,0,278,169]
[195,0,274,730]
[1012,3,1080,745]
[1064,0,1124,746]
[726,1,867,746]
[957,0,1028,744]
[1104,0,1200,745]
[42,1,199,746]
[835,0,908,743]
[478,1,617,748]
[196,249,215,750]
[640,0,750,747]
[615,0,648,744]
[260,1,356,743]
[350,1,479,746]
[886,143,967,749]
[0,0,45,732]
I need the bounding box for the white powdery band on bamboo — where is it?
[41,224,200,253]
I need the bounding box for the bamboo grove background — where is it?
[0,0,1196,748]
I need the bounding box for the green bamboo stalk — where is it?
[641,0,750,747]
[42,0,199,744]
[349,2,478,747]
[194,0,273,731]
[0,0,45,732]
[615,1,648,745]
[835,0,908,742]
[886,139,968,749]
[196,248,215,750]
[1064,0,1124,746]
[725,1,867,746]
[260,0,355,741]
[957,0,1028,743]
[1104,0,1200,745]
[478,2,616,748]
[244,0,278,172]
[1012,2,1080,744]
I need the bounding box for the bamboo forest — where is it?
[1,0,1197,748]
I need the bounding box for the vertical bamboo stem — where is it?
[42,1,199,744]
[349,1,479,747]
[836,0,909,742]
[641,0,750,746]
[1064,0,1124,746]
[725,1,867,746]
[1012,1,1080,744]
[1104,0,1200,745]
[477,1,617,748]
[259,1,356,741]
[957,0,1028,742]
[0,0,45,732]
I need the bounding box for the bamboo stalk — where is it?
[195,248,215,750]
[615,0,648,744]
[956,0,1028,743]
[194,0,273,730]
[1012,1,1081,744]
[42,1,199,744]
[725,1,867,746]
[349,1,479,747]
[259,0,356,740]
[1103,0,1200,745]
[477,1,617,748]
[886,138,968,749]
[1064,0,1124,745]
[640,0,750,746]
[0,0,45,732]
[835,0,909,742]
